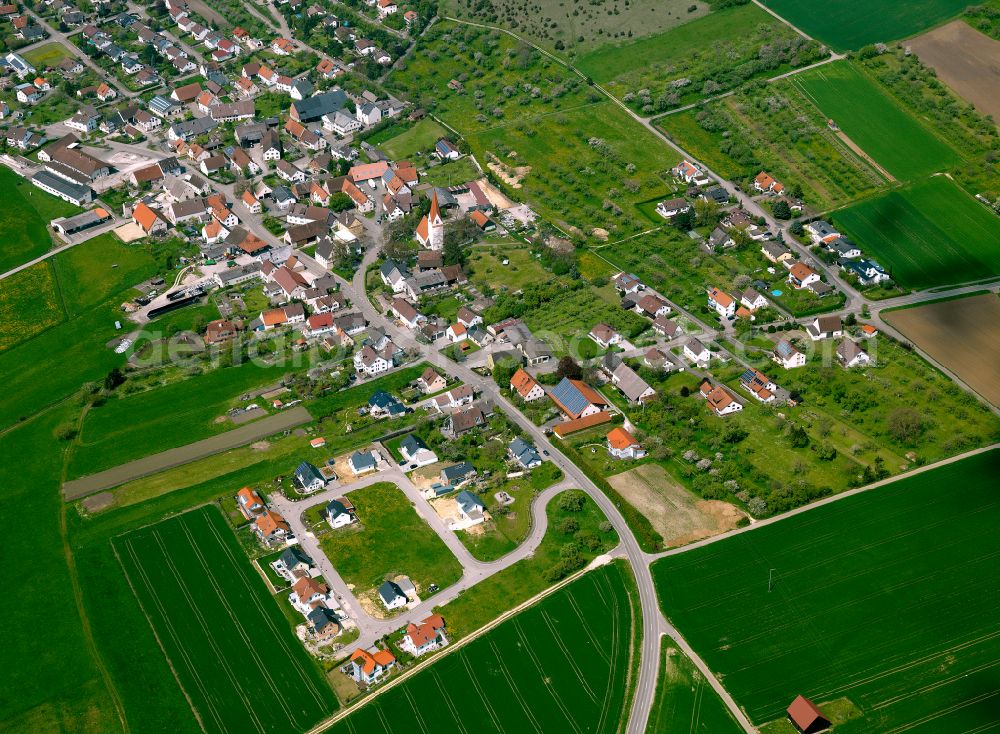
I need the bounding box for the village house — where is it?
[589,323,621,350]
[683,337,712,366]
[289,576,330,615]
[773,339,806,369]
[271,546,314,583]
[326,498,355,528]
[788,262,821,289]
[754,171,785,194]
[349,647,396,685]
[607,426,646,459]
[510,368,546,402]
[707,287,736,319]
[806,315,843,341]
[837,339,870,368]
[548,378,609,420]
[655,197,691,219]
[236,487,265,519]
[349,450,379,475]
[295,461,327,493]
[399,434,438,468]
[699,381,743,417]
[508,437,542,469]
[740,368,778,403]
[400,614,447,657]
[253,509,292,545]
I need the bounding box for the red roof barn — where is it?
[787,696,830,734]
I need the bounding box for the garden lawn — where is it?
[831,176,1000,289]
[648,640,744,734]
[467,245,551,290]
[652,449,1000,731]
[789,61,960,181]
[760,0,969,51]
[379,117,449,160]
[23,42,72,68]
[0,166,79,273]
[328,562,636,734]
[114,506,338,732]
[318,482,462,593]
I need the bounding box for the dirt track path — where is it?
[837,130,896,182]
[63,406,313,500]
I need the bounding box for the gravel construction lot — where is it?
[884,293,1000,407]
[63,406,312,499]
[607,464,745,547]
[908,20,1000,120]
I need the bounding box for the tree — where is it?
[789,220,804,236]
[887,407,924,443]
[558,492,585,512]
[492,359,519,390]
[673,208,694,231]
[104,368,126,392]
[555,356,582,380]
[772,199,792,220]
[557,517,579,534]
[443,236,466,267]
[328,192,353,212]
[693,198,719,227]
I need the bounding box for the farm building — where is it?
[786,695,829,734]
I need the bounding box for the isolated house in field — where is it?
[295,461,326,492]
[836,339,870,369]
[786,696,830,734]
[378,580,408,610]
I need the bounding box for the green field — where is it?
[790,61,959,182]
[114,506,338,732]
[328,561,636,733]
[578,4,826,112]
[760,0,969,50]
[648,640,744,734]
[832,176,1000,289]
[0,262,64,351]
[318,482,463,594]
[0,166,79,273]
[652,450,1000,731]
[68,360,290,478]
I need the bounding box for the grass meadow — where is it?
[652,449,1000,731]
[377,117,450,160]
[579,4,824,112]
[318,482,463,594]
[832,176,1000,289]
[0,262,64,351]
[759,0,970,50]
[328,561,636,733]
[789,61,960,182]
[23,42,72,68]
[68,361,290,479]
[0,166,79,273]
[114,506,338,732]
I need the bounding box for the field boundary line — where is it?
[111,538,211,733]
[749,0,816,42]
[651,443,1000,561]
[303,556,615,734]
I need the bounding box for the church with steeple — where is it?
[415,191,444,250]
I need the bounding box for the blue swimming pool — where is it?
[771,289,783,297]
